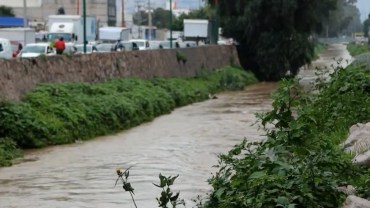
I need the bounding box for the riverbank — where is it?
[204,45,370,207]
[0,66,257,167]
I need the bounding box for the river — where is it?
[0,43,351,208]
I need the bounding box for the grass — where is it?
[347,43,370,57]
[313,42,328,60]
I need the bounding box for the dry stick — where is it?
[129,192,138,208]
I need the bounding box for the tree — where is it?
[321,0,361,37]
[206,0,350,81]
[363,14,370,37]
[133,7,208,30]
[0,6,15,17]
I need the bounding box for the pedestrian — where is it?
[16,43,23,55]
[54,37,66,55]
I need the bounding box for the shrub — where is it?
[0,137,22,167]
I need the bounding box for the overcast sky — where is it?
[357,0,370,21]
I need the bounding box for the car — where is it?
[149,40,162,50]
[129,39,150,50]
[158,40,181,49]
[119,41,139,51]
[0,38,13,59]
[75,44,98,54]
[63,43,77,55]
[18,43,54,58]
[181,41,197,48]
[96,43,114,53]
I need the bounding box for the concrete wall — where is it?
[0,45,240,101]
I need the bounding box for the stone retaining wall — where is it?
[0,45,240,101]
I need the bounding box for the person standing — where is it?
[54,37,66,55]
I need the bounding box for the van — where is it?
[0,38,13,59]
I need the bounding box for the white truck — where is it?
[183,19,209,40]
[98,27,131,43]
[0,28,36,46]
[46,15,97,44]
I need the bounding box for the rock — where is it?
[338,185,356,195]
[342,123,370,155]
[343,195,370,208]
[353,150,370,166]
[208,94,218,99]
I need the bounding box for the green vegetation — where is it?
[203,64,370,207]
[0,66,257,166]
[0,138,22,167]
[313,43,328,60]
[116,167,184,208]
[0,5,15,17]
[347,43,370,56]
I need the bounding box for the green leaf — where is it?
[214,187,227,199]
[170,192,180,202]
[249,171,266,180]
[167,175,179,186]
[276,196,290,205]
[159,173,167,188]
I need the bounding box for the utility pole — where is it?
[136,0,143,38]
[148,0,152,40]
[121,0,126,27]
[77,0,80,15]
[83,0,87,53]
[170,0,173,48]
[23,0,27,45]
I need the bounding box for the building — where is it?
[0,0,117,28]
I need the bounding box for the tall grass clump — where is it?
[0,66,257,166]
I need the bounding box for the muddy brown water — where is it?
[0,44,351,208]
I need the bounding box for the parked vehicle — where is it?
[35,31,48,43]
[75,44,98,54]
[159,40,181,49]
[96,43,114,53]
[99,27,130,43]
[183,19,209,41]
[63,43,77,55]
[119,41,139,51]
[0,27,36,46]
[18,43,55,58]
[47,15,96,44]
[0,38,13,59]
[129,39,149,50]
[181,41,197,47]
[149,40,162,49]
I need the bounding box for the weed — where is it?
[176,51,187,64]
